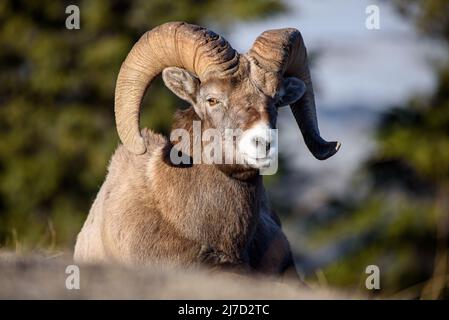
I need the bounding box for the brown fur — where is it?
[74,23,342,284]
[74,114,298,278]
[75,52,301,280]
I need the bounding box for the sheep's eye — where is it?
[207,98,219,107]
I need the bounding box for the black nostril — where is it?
[252,137,261,147]
[252,137,271,152]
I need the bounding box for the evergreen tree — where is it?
[0,0,285,249]
[300,0,449,298]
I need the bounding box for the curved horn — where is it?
[115,22,239,154]
[248,28,340,160]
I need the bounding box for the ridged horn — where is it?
[248,28,340,160]
[115,22,239,154]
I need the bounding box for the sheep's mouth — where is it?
[241,149,277,169]
[236,122,278,170]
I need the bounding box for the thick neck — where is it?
[152,135,263,260]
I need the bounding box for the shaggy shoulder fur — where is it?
[75,128,297,276]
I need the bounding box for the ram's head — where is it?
[115,22,340,169]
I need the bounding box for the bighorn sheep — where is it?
[74,22,340,278]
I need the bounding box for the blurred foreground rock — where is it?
[0,252,349,299]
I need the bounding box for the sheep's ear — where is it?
[162,67,199,105]
[277,77,306,107]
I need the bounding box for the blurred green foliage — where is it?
[299,0,449,298]
[0,0,285,250]
[2,0,448,299]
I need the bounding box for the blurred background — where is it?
[0,0,448,299]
